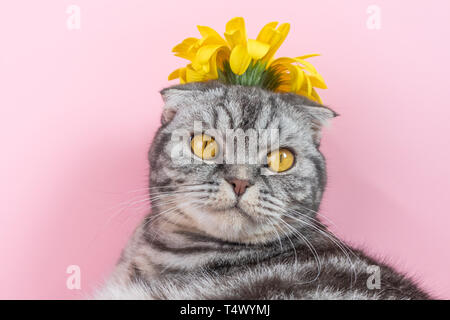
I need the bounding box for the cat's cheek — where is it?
[207,180,236,210]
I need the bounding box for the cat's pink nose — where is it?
[227,178,250,196]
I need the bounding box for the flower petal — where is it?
[256,21,279,43]
[193,44,229,74]
[303,73,312,96]
[186,65,207,82]
[179,68,187,83]
[297,54,320,60]
[270,57,326,89]
[168,67,187,83]
[168,68,181,80]
[172,37,200,60]
[195,45,227,65]
[247,39,270,60]
[294,58,319,74]
[207,49,230,79]
[257,22,290,62]
[172,37,198,53]
[310,88,323,104]
[229,44,251,75]
[269,57,296,67]
[224,17,247,48]
[291,65,304,92]
[197,26,227,45]
[309,73,327,89]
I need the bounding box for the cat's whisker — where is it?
[144,200,206,243]
[256,198,357,285]
[95,196,153,239]
[264,217,284,251]
[122,183,209,195]
[290,203,339,229]
[148,187,217,197]
[284,208,358,260]
[272,217,298,266]
[107,191,199,228]
[255,199,353,278]
[279,210,358,287]
[148,183,208,190]
[103,189,190,218]
[275,217,322,284]
[144,196,205,228]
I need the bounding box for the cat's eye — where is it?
[191,134,219,160]
[267,148,295,172]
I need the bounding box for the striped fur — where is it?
[96,81,429,300]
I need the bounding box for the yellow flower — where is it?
[169,17,327,103]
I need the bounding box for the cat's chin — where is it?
[180,204,278,244]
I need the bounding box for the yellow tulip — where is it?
[169,17,327,104]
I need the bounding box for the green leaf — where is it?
[217,60,285,91]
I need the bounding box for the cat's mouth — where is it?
[207,200,261,223]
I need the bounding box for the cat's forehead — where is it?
[184,85,306,132]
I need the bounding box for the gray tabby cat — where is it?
[96,81,429,299]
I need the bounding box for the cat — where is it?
[96,81,429,300]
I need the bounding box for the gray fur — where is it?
[96,81,429,300]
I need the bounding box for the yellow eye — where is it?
[267,148,295,172]
[191,134,219,160]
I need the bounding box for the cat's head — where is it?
[148,81,336,244]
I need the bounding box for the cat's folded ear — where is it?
[278,93,338,144]
[303,104,338,145]
[159,87,186,124]
[160,81,225,124]
[303,104,338,127]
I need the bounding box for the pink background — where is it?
[0,0,449,299]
